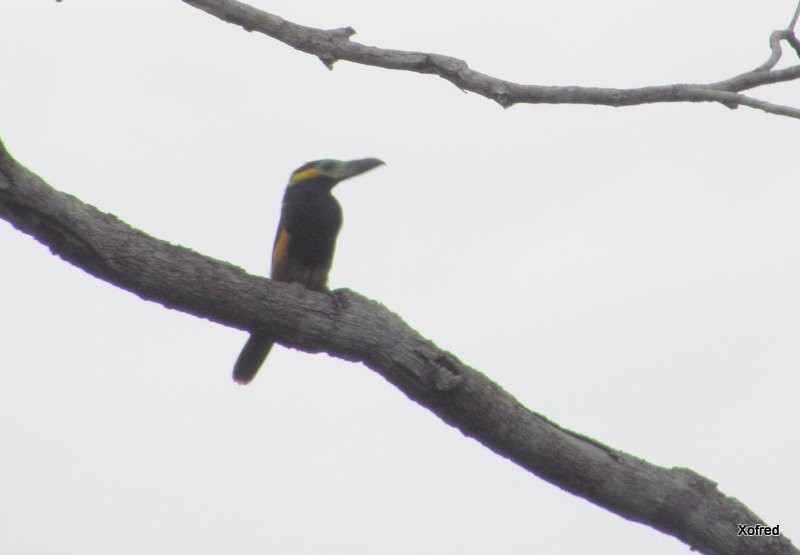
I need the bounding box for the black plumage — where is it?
[233,158,384,384]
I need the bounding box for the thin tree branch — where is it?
[1,139,796,554]
[789,0,800,31]
[179,0,800,119]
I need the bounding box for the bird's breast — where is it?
[277,190,343,269]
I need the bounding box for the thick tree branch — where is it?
[179,0,800,119]
[1,139,796,554]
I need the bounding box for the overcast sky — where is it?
[1,1,798,553]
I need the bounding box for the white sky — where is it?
[1,1,798,553]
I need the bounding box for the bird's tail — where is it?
[233,333,275,384]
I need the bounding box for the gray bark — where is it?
[1,138,795,555]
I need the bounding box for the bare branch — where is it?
[755,30,789,72]
[789,0,800,31]
[785,31,800,58]
[180,0,800,119]
[1,138,796,555]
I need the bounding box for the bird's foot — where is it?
[329,288,351,311]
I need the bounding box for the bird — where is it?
[233,157,385,384]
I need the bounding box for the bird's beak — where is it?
[335,158,385,182]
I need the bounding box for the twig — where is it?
[179,0,800,119]
[789,0,800,30]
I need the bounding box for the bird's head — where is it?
[288,158,385,188]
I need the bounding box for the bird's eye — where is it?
[319,161,336,172]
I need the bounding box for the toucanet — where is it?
[233,158,385,384]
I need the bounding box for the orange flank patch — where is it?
[289,167,320,186]
[271,227,291,276]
